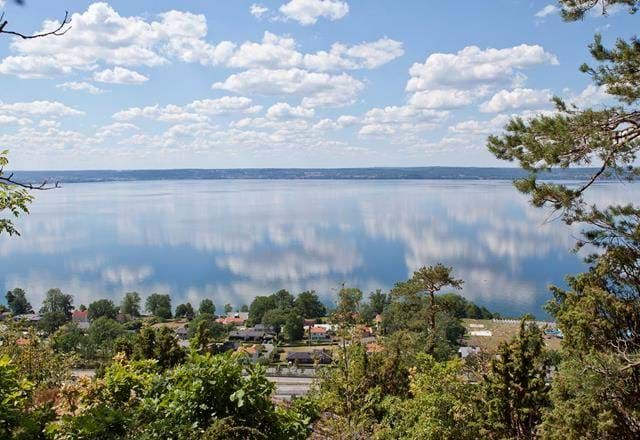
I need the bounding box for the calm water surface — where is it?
[1,179,636,319]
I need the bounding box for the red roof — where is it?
[216,317,246,326]
[310,326,327,334]
[72,310,88,320]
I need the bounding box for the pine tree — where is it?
[481,318,550,440]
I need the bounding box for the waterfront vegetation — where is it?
[1,0,640,438]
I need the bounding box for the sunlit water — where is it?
[1,179,637,319]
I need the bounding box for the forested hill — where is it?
[7,167,623,184]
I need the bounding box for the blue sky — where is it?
[0,0,635,170]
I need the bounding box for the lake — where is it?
[1,179,636,319]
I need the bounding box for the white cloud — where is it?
[359,105,447,137]
[0,100,84,117]
[448,114,511,135]
[266,102,315,119]
[303,37,404,71]
[0,1,5,11]
[56,81,106,94]
[0,115,32,126]
[213,68,364,107]
[0,3,235,78]
[408,89,475,109]
[250,3,269,19]
[535,4,559,18]
[226,32,402,72]
[479,88,552,113]
[280,0,349,25]
[568,84,612,108]
[406,44,558,92]
[93,67,149,84]
[228,32,302,69]
[114,96,260,123]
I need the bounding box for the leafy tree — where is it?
[132,326,185,370]
[377,355,478,440]
[248,296,276,325]
[88,299,118,321]
[51,322,89,357]
[199,298,216,316]
[283,312,304,342]
[294,290,326,319]
[175,302,195,320]
[333,286,363,325]
[5,288,33,315]
[40,288,73,318]
[78,304,87,312]
[88,317,125,349]
[120,292,141,317]
[272,289,295,309]
[145,293,172,319]
[0,151,34,237]
[240,304,249,313]
[191,320,212,353]
[224,303,233,314]
[38,288,73,333]
[487,2,640,436]
[480,318,550,440]
[368,289,389,315]
[0,355,32,437]
[189,313,226,342]
[261,308,290,334]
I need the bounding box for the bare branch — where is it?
[0,11,71,39]
[0,173,60,190]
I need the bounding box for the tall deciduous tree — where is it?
[87,299,118,321]
[145,293,172,319]
[294,290,326,318]
[5,288,33,315]
[120,292,141,317]
[198,298,216,316]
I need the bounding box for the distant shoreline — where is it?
[6,167,626,184]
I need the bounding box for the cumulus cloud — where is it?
[359,105,448,137]
[0,3,235,78]
[226,32,403,72]
[408,89,475,109]
[280,0,349,25]
[114,96,261,123]
[56,81,106,94]
[213,68,364,107]
[249,3,269,19]
[0,100,84,117]
[479,88,552,113]
[266,102,315,119]
[406,44,558,92]
[303,37,404,71]
[93,67,149,84]
[568,84,612,108]
[535,4,559,18]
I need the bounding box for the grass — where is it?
[462,319,562,352]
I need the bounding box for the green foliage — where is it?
[145,293,172,319]
[224,303,233,314]
[0,355,32,438]
[249,296,277,325]
[132,326,185,369]
[198,298,216,315]
[87,299,118,321]
[0,151,34,237]
[559,0,638,21]
[436,292,498,319]
[294,290,326,319]
[479,318,550,440]
[174,302,195,320]
[377,355,478,440]
[333,286,363,325]
[120,292,141,317]
[5,288,33,315]
[39,288,73,333]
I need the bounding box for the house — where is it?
[228,329,274,342]
[13,314,41,323]
[286,349,332,365]
[308,326,331,341]
[253,323,275,333]
[236,344,261,362]
[458,346,481,359]
[72,310,88,323]
[216,316,247,326]
[303,318,317,327]
[175,326,189,340]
